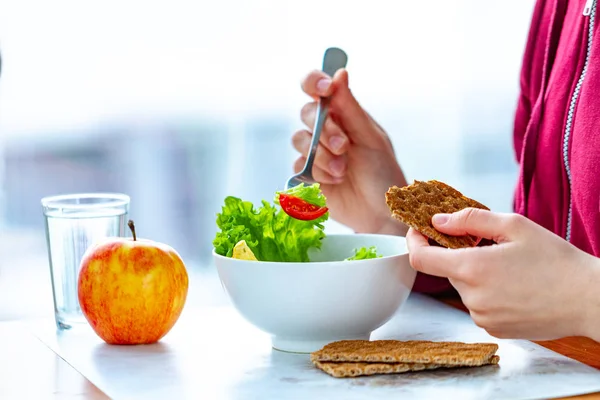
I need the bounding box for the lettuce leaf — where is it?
[213,183,327,262]
[345,246,382,260]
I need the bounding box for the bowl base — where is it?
[271,333,371,354]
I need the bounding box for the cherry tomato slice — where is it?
[279,193,328,221]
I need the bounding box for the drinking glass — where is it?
[41,193,130,330]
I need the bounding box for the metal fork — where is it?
[285,47,348,190]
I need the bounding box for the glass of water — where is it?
[41,193,130,330]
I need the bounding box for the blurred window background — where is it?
[0,0,534,318]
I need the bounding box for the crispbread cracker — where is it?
[312,360,443,378]
[313,356,500,378]
[385,180,490,249]
[310,340,499,366]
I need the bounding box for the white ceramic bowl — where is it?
[213,233,416,353]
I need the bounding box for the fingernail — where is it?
[432,214,450,225]
[329,158,345,177]
[317,78,331,95]
[329,136,345,152]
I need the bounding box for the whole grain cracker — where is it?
[313,355,500,378]
[313,360,442,378]
[385,180,490,249]
[310,340,499,366]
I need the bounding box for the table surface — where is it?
[440,296,600,371]
[7,294,600,400]
[0,321,108,400]
[2,228,600,399]
[4,301,600,399]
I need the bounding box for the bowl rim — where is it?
[211,232,408,265]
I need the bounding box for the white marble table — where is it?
[24,293,600,400]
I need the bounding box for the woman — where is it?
[290,0,600,342]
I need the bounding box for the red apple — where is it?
[78,220,189,345]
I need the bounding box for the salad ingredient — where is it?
[279,193,329,221]
[214,183,380,262]
[213,183,327,262]
[346,246,382,260]
[232,240,258,261]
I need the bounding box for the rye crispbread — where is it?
[385,180,490,249]
[312,360,443,378]
[313,355,500,378]
[310,340,499,366]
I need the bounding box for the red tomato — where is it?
[279,194,328,221]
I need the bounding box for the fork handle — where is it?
[303,48,348,178]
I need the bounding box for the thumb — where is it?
[431,208,519,242]
[329,69,385,148]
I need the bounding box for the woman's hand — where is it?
[406,208,600,341]
[292,68,408,235]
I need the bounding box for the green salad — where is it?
[345,246,382,261]
[213,183,382,262]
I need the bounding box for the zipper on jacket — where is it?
[584,0,595,15]
[563,0,597,242]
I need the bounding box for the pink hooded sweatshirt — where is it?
[414,0,600,294]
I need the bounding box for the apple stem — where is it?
[128,220,137,241]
